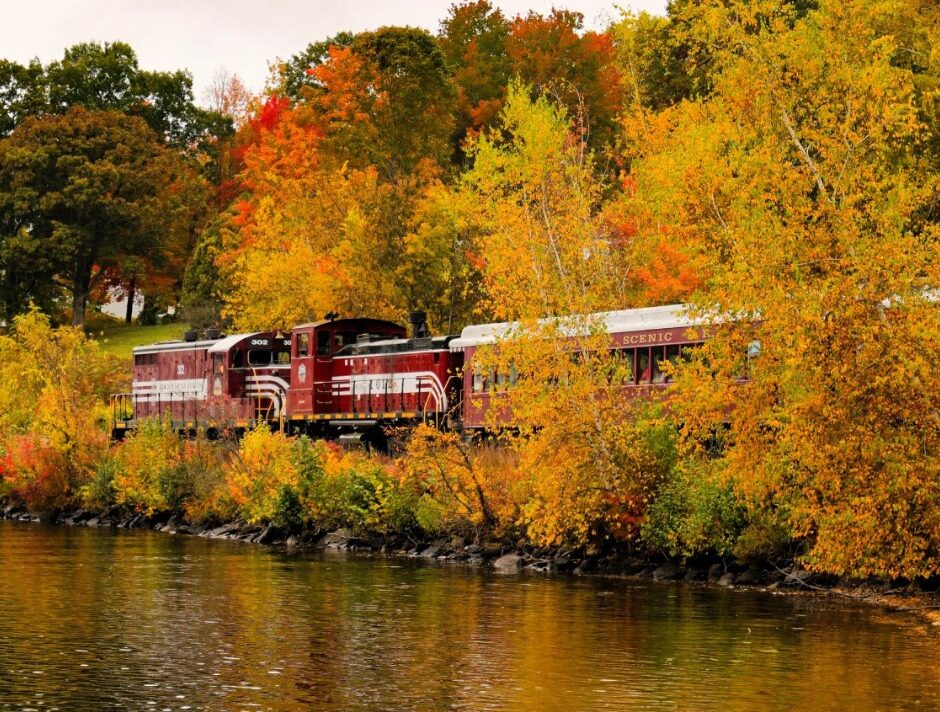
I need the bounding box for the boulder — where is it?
[652,563,684,581]
[481,542,504,558]
[254,526,280,545]
[419,543,443,558]
[493,553,525,572]
[736,568,762,585]
[781,570,813,588]
[717,572,737,587]
[318,529,351,549]
[707,563,725,581]
[684,567,704,582]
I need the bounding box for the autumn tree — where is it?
[624,0,940,577]
[302,27,457,178]
[455,85,677,546]
[0,108,203,326]
[439,1,512,157]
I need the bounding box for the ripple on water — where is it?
[0,521,937,711]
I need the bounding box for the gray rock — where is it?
[717,572,736,587]
[482,542,504,558]
[684,567,703,582]
[652,563,684,581]
[493,553,525,572]
[254,526,279,545]
[736,568,761,585]
[707,563,725,581]
[285,535,301,547]
[419,544,442,558]
[781,570,813,588]
[319,529,351,549]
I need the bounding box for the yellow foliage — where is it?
[0,309,124,509]
[224,426,299,524]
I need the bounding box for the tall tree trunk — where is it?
[72,254,93,328]
[125,278,136,324]
[71,287,87,328]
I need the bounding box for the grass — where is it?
[89,321,191,359]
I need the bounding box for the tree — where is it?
[507,10,623,152]
[625,0,940,577]
[202,68,254,129]
[1,42,231,150]
[0,108,200,326]
[439,1,511,158]
[279,32,357,100]
[0,59,44,136]
[302,27,456,178]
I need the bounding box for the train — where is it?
[110,304,710,445]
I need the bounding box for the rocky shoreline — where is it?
[3,502,938,624]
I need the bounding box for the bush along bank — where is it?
[2,421,939,615]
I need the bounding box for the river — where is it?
[0,521,937,711]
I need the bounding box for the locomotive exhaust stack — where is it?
[409,310,429,339]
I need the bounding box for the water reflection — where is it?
[0,521,936,710]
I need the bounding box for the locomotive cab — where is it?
[287,317,406,419]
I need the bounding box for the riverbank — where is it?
[5,501,938,628]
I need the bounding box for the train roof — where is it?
[292,316,404,330]
[336,335,454,357]
[449,303,708,350]
[133,332,283,356]
[133,338,226,355]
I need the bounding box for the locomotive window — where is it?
[317,330,331,356]
[495,369,508,390]
[248,350,271,366]
[232,350,244,368]
[335,332,356,350]
[636,348,651,384]
[275,351,290,365]
[212,354,224,375]
[472,367,483,393]
[296,333,309,357]
[509,363,518,386]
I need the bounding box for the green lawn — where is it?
[91,322,191,359]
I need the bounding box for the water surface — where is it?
[0,521,936,711]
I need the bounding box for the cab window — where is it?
[274,351,290,365]
[296,333,309,357]
[248,350,271,366]
[317,330,331,357]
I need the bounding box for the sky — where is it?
[1,0,668,105]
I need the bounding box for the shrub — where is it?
[642,457,747,559]
[82,455,120,509]
[112,418,184,512]
[225,426,300,524]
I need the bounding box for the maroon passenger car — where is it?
[449,304,710,430]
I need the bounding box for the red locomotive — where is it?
[111,305,709,442]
